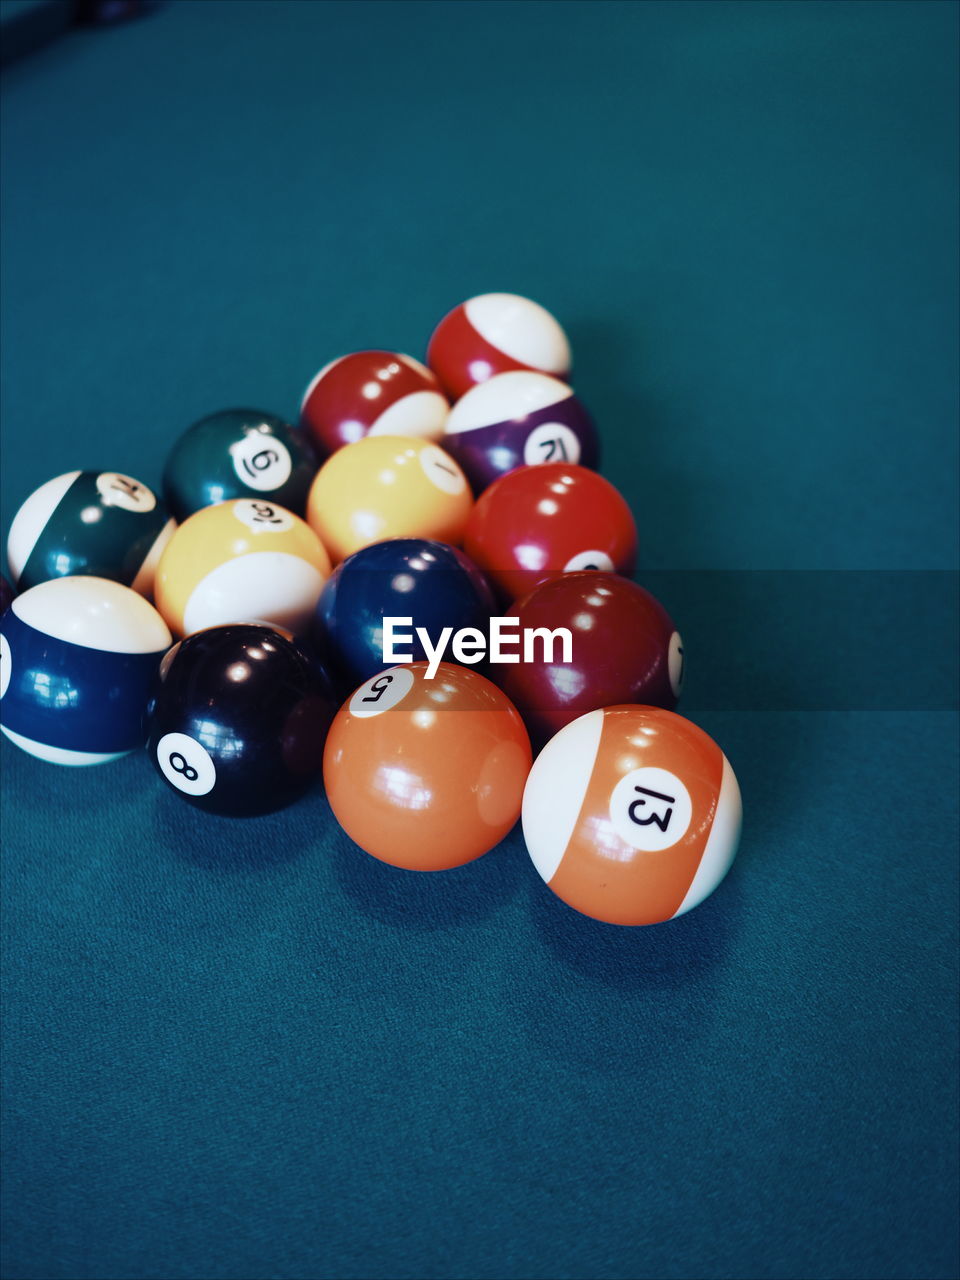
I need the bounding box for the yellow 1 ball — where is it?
[154,498,331,636]
[306,435,473,564]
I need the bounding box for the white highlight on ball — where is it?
[465,294,571,375]
[521,707,604,884]
[668,631,685,698]
[397,354,436,382]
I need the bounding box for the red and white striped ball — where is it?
[522,706,742,926]
[427,293,571,401]
[442,371,599,493]
[300,351,449,456]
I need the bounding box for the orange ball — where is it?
[306,435,472,564]
[323,662,532,870]
[522,706,742,925]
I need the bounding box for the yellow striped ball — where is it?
[154,498,331,637]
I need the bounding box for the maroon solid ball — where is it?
[491,573,684,747]
[299,351,449,456]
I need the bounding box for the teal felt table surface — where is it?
[0,3,957,1279]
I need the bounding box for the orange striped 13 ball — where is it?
[522,706,741,925]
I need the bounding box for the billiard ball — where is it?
[6,470,175,595]
[314,538,495,688]
[0,576,172,766]
[300,351,449,456]
[0,576,13,615]
[492,574,683,747]
[145,624,334,816]
[522,706,742,925]
[306,435,473,564]
[153,498,331,637]
[163,408,318,522]
[463,463,638,601]
[427,293,571,401]
[442,371,599,493]
[323,662,532,870]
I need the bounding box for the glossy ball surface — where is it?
[427,293,571,401]
[163,409,318,522]
[315,538,495,688]
[324,662,532,870]
[306,435,472,565]
[7,470,175,595]
[442,371,599,493]
[523,706,742,925]
[494,574,683,747]
[300,351,449,456]
[145,624,334,816]
[0,576,171,765]
[154,499,331,637]
[0,576,13,615]
[464,463,638,601]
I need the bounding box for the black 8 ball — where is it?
[145,624,336,816]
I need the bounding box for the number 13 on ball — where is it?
[522,705,742,925]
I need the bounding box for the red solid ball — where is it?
[492,574,684,748]
[463,463,638,601]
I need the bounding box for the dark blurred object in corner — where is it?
[1,0,162,69]
[76,0,162,25]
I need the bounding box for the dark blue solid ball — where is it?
[314,538,496,689]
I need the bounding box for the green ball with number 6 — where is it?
[163,408,318,523]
